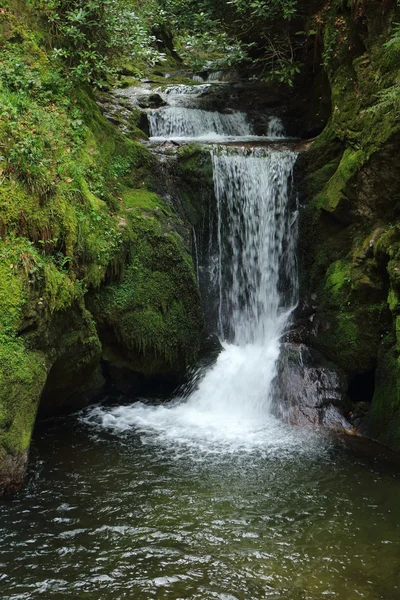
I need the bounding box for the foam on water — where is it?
[83,343,292,452]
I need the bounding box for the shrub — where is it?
[30,0,160,86]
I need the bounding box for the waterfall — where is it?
[149,107,253,139]
[85,145,299,448]
[211,147,298,345]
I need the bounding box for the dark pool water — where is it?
[1,409,400,600]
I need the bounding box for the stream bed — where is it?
[1,410,400,600]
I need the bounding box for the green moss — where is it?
[316,149,365,214]
[0,7,206,490]
[305,158,342,197]
[175,145,215,227]
[39,307,103,413]
[314,302,388,376]
[325,260,352,301]
[0,235,46,468]
[327,25,400,154]
[90,214,203,376]
[0,337,47,457]
[121,187,172,215]
[304,228,390,376]
[300,3,400,405]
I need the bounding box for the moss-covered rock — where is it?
[89,195,204,385]
[39,307,104,416]
[298,0,400,448]
[0,338,47,496]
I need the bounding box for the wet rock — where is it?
[95,91,149,137]
[348,401,370,431]
[0,451,28,497]
[136,93,167,109]
[274,343,352,431]
[39,308,105,417]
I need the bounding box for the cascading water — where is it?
[212,147,297,345]
[267,116,286,138]
[149,107,253,140]
[84,144,299,450]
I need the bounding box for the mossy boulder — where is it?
[89,204,204,388]
[39,307,104,416]
[0,338,47,496]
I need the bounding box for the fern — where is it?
[365,84,400,115]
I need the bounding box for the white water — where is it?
[149,107,253,140]
[267,116,286,138]
[207,70,239,82]
[84,145,299,452]
[162,84,211,96]
[212,148,297,343]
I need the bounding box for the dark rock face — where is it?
[32,307,105,417]
[0,451,28,497]
[95,91,150,137]
[273,343,352,431]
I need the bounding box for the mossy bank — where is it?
[0,9,203,495]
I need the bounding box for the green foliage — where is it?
[365,22,400,117]
[0,34,88,198]
[227,0,297,21]
[0,6,205,490]
[158,0,297,27]
[29,0,161,86]
[154,0,300,84]
[368,82,400,114]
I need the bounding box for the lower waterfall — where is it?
[85,147,300,450]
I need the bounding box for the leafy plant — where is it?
[365,21,400,116]
[155,0,301,84]
[29,0,161,86]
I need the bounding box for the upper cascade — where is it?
[149,107,253,140]
[115,82,294,143]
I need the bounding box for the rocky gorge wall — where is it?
[296,0,400,448]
